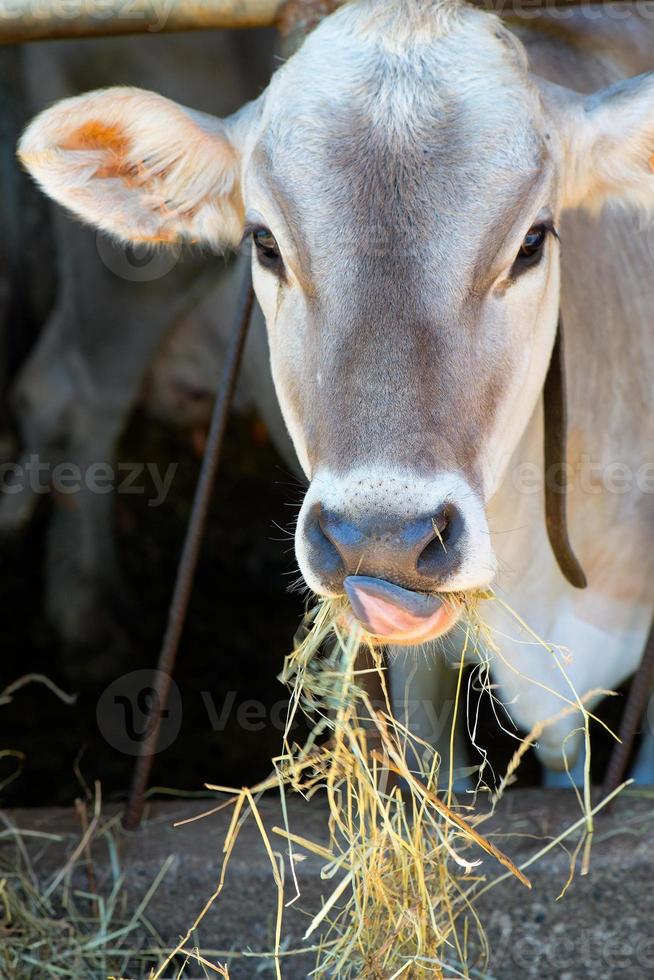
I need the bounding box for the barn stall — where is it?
[1,0,653,977]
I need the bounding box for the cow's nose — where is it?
[304,502,464,592]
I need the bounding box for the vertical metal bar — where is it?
[602,624,654,802]
[123,266,255,831]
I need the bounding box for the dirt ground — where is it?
[6,791,654,979]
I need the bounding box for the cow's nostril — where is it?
[431,506,451,540]
[416,504,462,578]
[304,504,345,585]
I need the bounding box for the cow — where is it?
[16,0,654,778]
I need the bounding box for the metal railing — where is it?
[0,0,636,44]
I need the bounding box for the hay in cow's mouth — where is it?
[153,593,627,979]
[342,576,494,646]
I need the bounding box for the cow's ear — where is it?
[553,72,654,213]
[18,87,245,249]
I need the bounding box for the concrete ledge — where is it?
[4,789,654,978]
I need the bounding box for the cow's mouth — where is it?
[343,575,462,646]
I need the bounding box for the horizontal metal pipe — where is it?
[0,0,288,42]
[0,0,638,44]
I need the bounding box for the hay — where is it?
[273,598,528,978]
[153,592,628,979]
[0,614,626,977]
[0,678,201,980]
[0,783,182,978]
[0,675,78,795]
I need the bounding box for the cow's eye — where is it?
[514,223,551,271]
[520,225,547,257]
[252,227,282,273]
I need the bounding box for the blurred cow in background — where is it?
[0,30,295,666]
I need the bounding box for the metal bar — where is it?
[0,0,287,43]
[0,0,640,44]
[122,266,255,831]
[601,622,654,802]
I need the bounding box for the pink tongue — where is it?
[344,575,445,639]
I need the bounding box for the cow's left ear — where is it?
[18,86,248,249]
[548,72,654,213]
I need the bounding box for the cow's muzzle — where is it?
[303,502,465,594]
[294,469,496,631]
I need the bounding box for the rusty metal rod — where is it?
[0,0,641,44]
[602,621,654,802]
[0,0,288,43]
[122,266,254,831]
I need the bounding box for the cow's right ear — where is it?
[18,87,246,249]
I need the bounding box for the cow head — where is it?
[20,0,654,645]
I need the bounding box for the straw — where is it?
[154,585,621,978]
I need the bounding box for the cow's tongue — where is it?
[344,575,445,639]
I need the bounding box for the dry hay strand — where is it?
[153,591,629,979]
[0,783,184,979]
[274,596,528,979]
[0,678,207,980]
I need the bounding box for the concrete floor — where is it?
[4,789,654,979]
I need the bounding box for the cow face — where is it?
[20,0,654,645]
[248,6,554,639]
